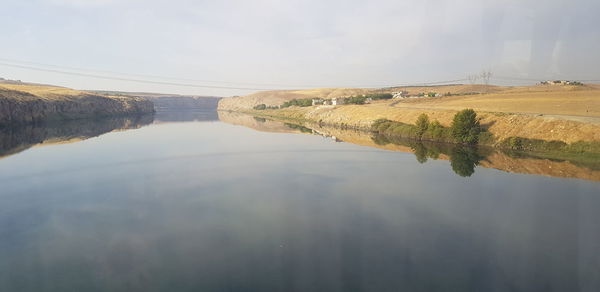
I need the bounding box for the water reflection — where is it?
[374,134,488,177]
[153,109,218,123]
[0,116,600,292]
[217,112,600,181]
[0,115,154,159]
[0,118,599,292]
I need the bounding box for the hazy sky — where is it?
[0,0,599,96]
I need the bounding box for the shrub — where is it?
[253,104,267,110]
[567,141,600,153]
[422,120,451,142]
[374,118,455,143]
[451,109,481,144]
[372,119,393,133]
[499,137,569,152]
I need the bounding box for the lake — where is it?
[0,111,599,292]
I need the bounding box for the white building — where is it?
[392,91,408,99]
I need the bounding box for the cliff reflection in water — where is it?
[153,109,218,123]
[0,114,154,159]
[217,112,600,181]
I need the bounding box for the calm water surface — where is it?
[0,112,599,292]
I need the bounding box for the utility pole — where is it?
[480,71,492,93]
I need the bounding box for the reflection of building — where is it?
[311,129,342,142]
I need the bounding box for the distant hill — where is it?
[218,83,600,144]
[91,90,222,111]
[217,85,511,111]
[218,88,377,111]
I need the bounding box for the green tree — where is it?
[451,109,481,144]
[253,104,267,110]
[415,114,430,138]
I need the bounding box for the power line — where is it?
[0,58,406,89]
[405,78,470,86]
[0,58,474,90]
[0,62,279,91]
[0,57,318,88]
[11,58,567,92]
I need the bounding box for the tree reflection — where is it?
[372,134,486,177]
[449,146,484,177]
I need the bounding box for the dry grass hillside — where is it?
[218,84,508,111]
[219,83,600,144]
[386,84,506,95]
[0,83,87,99]
[219,88,376,110]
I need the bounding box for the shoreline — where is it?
[219,106,600,150]
[219,109,600,168]
[218,111,600,181]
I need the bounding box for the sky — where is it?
[0,0,599,96]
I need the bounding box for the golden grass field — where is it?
[0,82,144,102]
[388,84,599,118]
[0,83,86,100]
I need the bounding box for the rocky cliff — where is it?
[0,83,154,125]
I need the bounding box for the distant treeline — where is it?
[253,104,279,110]
[252,93,395,110]
[282,99,312,108]
[345,93,393,104]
